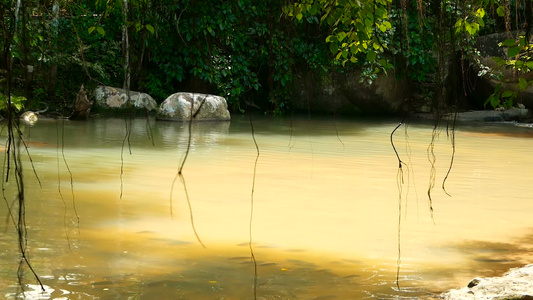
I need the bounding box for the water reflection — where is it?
[1,116,533,299]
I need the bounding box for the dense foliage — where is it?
[0,0,531,115]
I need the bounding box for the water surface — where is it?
[1,115,533,299]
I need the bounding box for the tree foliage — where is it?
[0,0,532,115]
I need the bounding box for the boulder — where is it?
[156,92,231,121]
[472,32,533,109]
[94,85,157,112]
[440,264,533,299]
[292,68,409,115]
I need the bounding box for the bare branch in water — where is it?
[390,122,404,290]
[3,27,44,291]
[56,122,72,250]
[442,112,458,196]
[427,124,438,221]
[170,94,207,248]
[120,117,133,199]
[248,112,259,300]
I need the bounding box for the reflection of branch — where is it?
[14,122,45,292]
[172,93,206,248]
[2,14,44,290]
[58,120,80,233]
[442,112,457,196]
[249,113,259,300]
[390,122,404,290]
[120,118,132,199]
[56,122,72,250]
[427,126,437,218]
[181,174,205,248]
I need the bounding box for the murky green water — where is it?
[1,115,533,299]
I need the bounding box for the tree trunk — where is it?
[122,0,131,101]
[47,0,59,95]
[69,84,93,120]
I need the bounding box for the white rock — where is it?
[156,92,230,121]
[94,86,157,111]
[440,264,533,299]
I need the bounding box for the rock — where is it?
[20,111,38,125]
[472,32,533,109]
[440,264,533,300]
[69,84,93,120]
[467,278,481,288]
[20,106,49,125]
[443,108,529,122]
[156,92,231,121]
[94,85,157,112]
[292,69,409,115]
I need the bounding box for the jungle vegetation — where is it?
[2,0,532,297]
[0,0,531,117]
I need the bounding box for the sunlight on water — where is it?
[1,116,533,299]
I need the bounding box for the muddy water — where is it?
[1,116,533,299]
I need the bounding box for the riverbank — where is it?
[439,264,533,299]
[415,108,530,123]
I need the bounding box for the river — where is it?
[1,115,532,299]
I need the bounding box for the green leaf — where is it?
[97,26,105,36]
[496,6,504,17]
[207,26,215,36]
[508,46,520,57]
[502,39,516,47]
[465,23,474,35]
[341,49,348,59]
[484,95,493,108]
[492,57,506,66]
[367,51,376,62]
[519,36,527,47]
[490,94,500,107]
[350,44,357,54]
[519,78,528,90]
[526,61,533,69]
[454,19,463,31]
[502,90,514,98]
[88,26,96,34]
[476,8,486,19]
[364,18,373,28]
[145,24,155,34]
[329,42,338,54]
[337,31,347,42]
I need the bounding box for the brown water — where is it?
[1,116,533,299]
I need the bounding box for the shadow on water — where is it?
[1,241,432,300]
[448,228,533,275]
[10,227,533,300]
[417,228,533,297]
